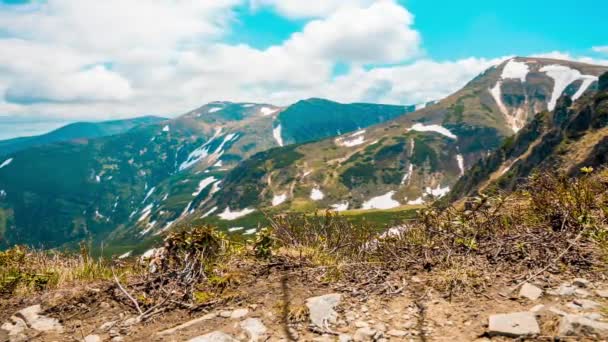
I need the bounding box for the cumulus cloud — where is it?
[249,0,376,18]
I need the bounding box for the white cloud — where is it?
[532,51,608,66]
[249,0,376,18]
[592,46,608,54]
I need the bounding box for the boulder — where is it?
[15,305,63,333]
[488,312,540,337]
[519,283,542,300]
[559,314,608,338]
[239,318,267,342]
[306,293,342,330]
[188,331,239,342]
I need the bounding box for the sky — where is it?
[0,0,607,139]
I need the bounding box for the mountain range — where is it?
[1,56,607,254]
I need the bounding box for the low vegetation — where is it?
[2,169,607,321]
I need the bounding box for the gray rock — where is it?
[488,312,540,337]
[188,331,239,342]
[387,329,407,337]
[98,320,117,332]
[16,305,63,333]
[1,316,27,336]
[354,321,369,328]
[338,334,353,342]
[110,337,124,342]
[559,314,608,337]
[84,335,102,342]
[573,278,591,288]
[240,318,267,342]
[231,308,249,319]
[353,327,376,341]
[529,304,545,313]
[572,299,601,310]
[554,284,577,296]
[305,293,342,330]
[219,310,233,318]
[519,283,542,300]
[575,288,591,297]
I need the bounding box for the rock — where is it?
[84,335,102,342]
[519,283,542,300]
[16,305,63,333]
[156,312,218,336]
[559,314,608,338]
[287,327,300,340]
[530,304,545,313]
[354,321,369,328]
[240,318,267,342]
[353,327,376,341]
[122,317,140,326]
[188,331,239,342]
[572,299,601,310]
[596,289,608,298]
[99,302,111,309]
[575,288,591,297]
[313,336,334,342]
[110,337,124,342]
[557,284,577,296]
[488,312,540,337]
[1,316,27,337]
[219,310,233,318]
[573,278,591,288]
[98,321,117,332]
[338,334,353,342]
[231,308,249,319]
[305,293,342,330]
[387,329,407,337]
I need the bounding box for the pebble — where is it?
[488,312,540,337]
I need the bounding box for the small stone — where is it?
[122,317,140,326]
[313,335,333,342]
[573,278,591,288]
[84,335,102,342]
[559,314,608,337]
[98,321,116,332]
[111,337,124,342]
[519,283,543,301]
[488,312,540,337]
[99,302,111,309]
[354,321,369,328]
[572,299,601,310]
[530,304,545,313]
[575,288,591,297]
[411,276,422,283]
[596,289,608,298]
[230,308,249,319]
[338,334,353,342]
[188,331,239,342]
[219,311,233,318]
[353,327,376,341]
[374,322,387,332]
[387,329,407,337]
[240,318,266,342]
[305,293,342,331]
[287,327,299,340]
[109,329,120,337]
[554,284,577,296]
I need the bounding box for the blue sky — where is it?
[0,0,606,139]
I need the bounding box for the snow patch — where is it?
[330,202,349,212]
[137,204,154,222]
[540,64,598,111]
[456,154,465,176]
[208,107,222,113]
[179,128,222,171]
[218,207,255,220]
[118,251,132,259]
[415,103,426,111]
[260,107,279,116]
[242,103,255,108]
[362,191,400,210]
[201,207,218,218]
[229,227,244,232]
[310,187,325,201]
[273,124,284,147]
[501,59,530,82]
[0,158,13,169]
[192,176,217,196]
[425,184,451,198]
[272,193,287,206]
[401,164,414,185]
[572,77,598,101]
[244,228,257,235]
[0,190,6,197]
[406,197,425,205]
[162,125,170,132]
[142,186,156,203]
[409,123,457,139]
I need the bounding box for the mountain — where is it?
[0,116,165,156]
[447,71,608,202]
[186,58,607,223]
[0,100,413,249]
